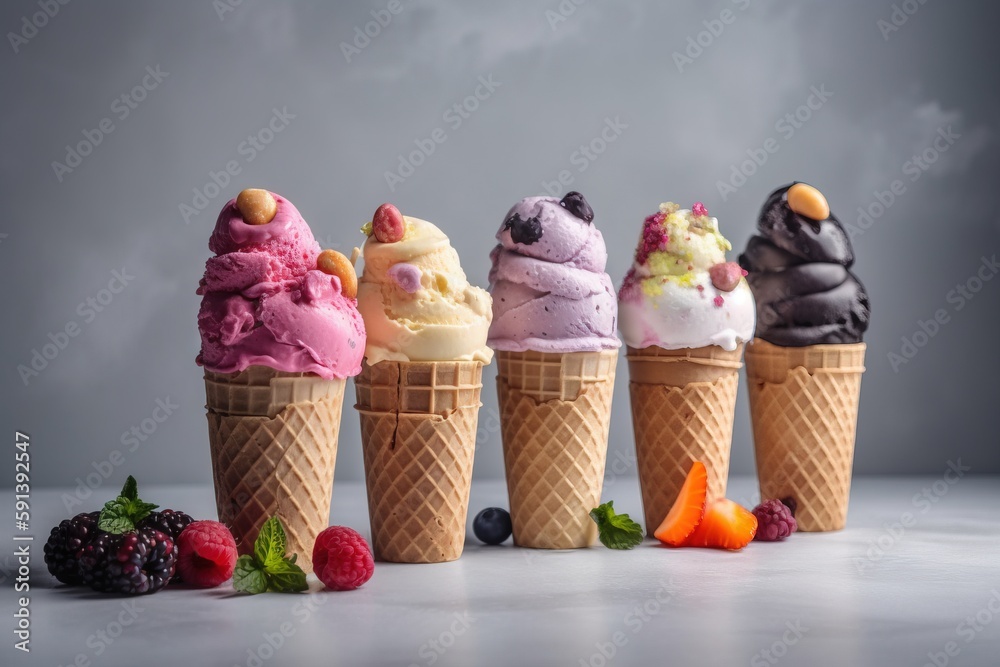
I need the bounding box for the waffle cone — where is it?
[495,350,618,549]
[205,367,346,572]
[355,359,483,563]
[626,345,743,535]
[745,338,866,532]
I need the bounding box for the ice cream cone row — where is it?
[496,350,618,549]
[626,345,743,536]
[745,339,866,532]
[355,359,483,563]
[205,366,346,572]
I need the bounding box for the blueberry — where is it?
[473,507,512,545]
[559,191,594,223]
[504,214,543,245]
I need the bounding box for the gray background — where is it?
[2,0,998,492]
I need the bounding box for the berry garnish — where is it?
[140,509,195,582]
[589,501,643,550]
[473,508,512,545]
[43,511,100,585]
[654,461,708,547]
[43,476,198,594]
[372,203,405,243]
[232,516,307,595]
[751,499,798,542]
[636,212,668,264]
[141,509,194,542]
[559,191,594,223]
[177,521,238,588]
[682,499,757,551]
[78,529,177,595]
[312,526,375,591]
[73,476,179,594]
[709,262,745,293]
[504,213,544,245]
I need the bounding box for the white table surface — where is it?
[3,476,999,667]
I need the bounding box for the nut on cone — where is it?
[355,359,483,563]
[205,366,346,572]
[496,350,618,549]
[745,338,865,532]
[626,345,743,536]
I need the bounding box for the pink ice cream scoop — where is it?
[488,193,620,353]
[196,190,365,379]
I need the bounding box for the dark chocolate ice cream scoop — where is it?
[739,183,870,346]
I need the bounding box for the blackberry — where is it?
[140,510,194,582]
[78,529,177,595]
[140,509,194,540]
[43,511,101,585]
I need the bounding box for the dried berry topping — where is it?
[709,262,744,293]
[559,191,594,223]
[504,214,544,245]
[636,213,668,265]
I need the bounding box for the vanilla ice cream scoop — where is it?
[358,214,492,365]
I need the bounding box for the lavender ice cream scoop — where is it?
[487,193,621,353]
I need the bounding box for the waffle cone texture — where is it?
[205,366,346,572]
[745,338,866,532]
[626,345,743,536]
[496,350,618,549]
[355,359,483,563]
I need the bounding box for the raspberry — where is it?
[312,526,374,591]
[752,499,797,541]
[176,521,238,588]
[44,511,101,585]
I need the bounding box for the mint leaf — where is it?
[233,515,307,595]
[120,476,138,501]
[233,556,268,595]
[98,499,134,533]
[129,499,158,522]
[590,501,643,550]
[254,516,288,566]
[98,476,158,534]
[264,558,308,593]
